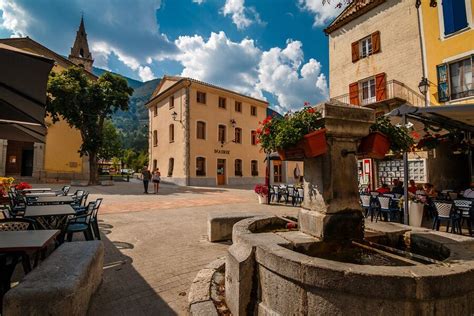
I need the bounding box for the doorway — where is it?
[273,161,282,183]
[21,149,34,176]
[217,159,226,185]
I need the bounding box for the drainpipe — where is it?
[184,81,191,186]
[416,2,429,107]
[403,114,409,225]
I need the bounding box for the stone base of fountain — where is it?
[222,215,474,316]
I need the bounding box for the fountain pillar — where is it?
[299,101,374,241]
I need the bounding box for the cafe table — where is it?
[20,188,52,193]
[0,230,60,305]
[25,192,58,198]
[24,205,76,230]
[28,196,76,205]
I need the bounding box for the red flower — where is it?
[411,131,420,139]
[304,101,310,107]
[264,128,270,135]
[256,128,262,134]
[307,108,315,113]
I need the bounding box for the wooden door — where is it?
[217,159,226,185]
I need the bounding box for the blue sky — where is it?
[0,0,343,111]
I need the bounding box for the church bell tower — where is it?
[68,15,94,72]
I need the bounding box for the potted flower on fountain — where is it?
[254,184,268,204]
[358,116,414,159]
[256,103,327,161]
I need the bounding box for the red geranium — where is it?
[15,182,32,190]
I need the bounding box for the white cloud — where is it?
[298,0,344,27]
[0,0,175,81]
[221,0,264,30]
[171,32,328,112]
[192,0,205,4]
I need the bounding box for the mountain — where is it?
[92,67,160,153]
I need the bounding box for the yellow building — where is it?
[147,76,291,186]
[0,17,96,182]
[421,0,473,105]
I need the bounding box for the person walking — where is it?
[141,166,151,194]
[152,168,161,194]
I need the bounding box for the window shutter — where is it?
[351,41,359,63]
[349,82,359,105]
[375,73,386,101]
[436,63,449,102]
[372,31,381,54]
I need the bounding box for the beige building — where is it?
[147,76,271,186]
[326,0,425,114]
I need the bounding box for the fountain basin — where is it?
[227,216,474,316]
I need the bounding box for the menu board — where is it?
[377,159,427,186]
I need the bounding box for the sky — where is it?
[0,0,344,112]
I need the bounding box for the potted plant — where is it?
[15,182,32,191]
[407,195,425,227]
[254,184,268,204]
[358,116,414,159]
[257,104,327,161]
[0,177,14,204]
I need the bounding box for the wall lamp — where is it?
[171,111,181,122]
[230,119,237,128]
[418,77,430,95]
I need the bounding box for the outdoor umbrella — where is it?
[0,43,54,142]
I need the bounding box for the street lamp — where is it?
[230,119,236,128]
[418,77,429,95]
[171,111,179,122]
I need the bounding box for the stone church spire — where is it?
[68,14,94,72]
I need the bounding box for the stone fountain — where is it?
[221,101,474,316]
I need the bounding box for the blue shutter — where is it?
[437,64,449,102]
[442,0,468,35]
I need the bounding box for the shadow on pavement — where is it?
[87,228,177,315]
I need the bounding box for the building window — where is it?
[169,96,174,109]
[251,130,257,145]
[153,105,157,117]
[234,128,242,144]
[218,125,226,143]
[169,124,175,143]
[196,157,206,176]
[449,57,473,100]
[437,56,474,102]
[218,97,226,109]
[351,31,380,63]
[250,106,257,116]
[235,159,242,176]
[441,0,468,36]
[251,160,258,176]
[197,91,206,104]
[235,101,242,112]
[153,130,158,147]
[359,36,372,58]
[168,158,174,177]
[360,78,376,105]
[197,121,206,139]
[153,159,157,171]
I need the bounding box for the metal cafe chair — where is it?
[375,196,399,222]
[454,199,473,236]
[432,201,461,234]
[360,194,373,220]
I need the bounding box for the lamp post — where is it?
[418,77,430,107]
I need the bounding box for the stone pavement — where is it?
[78,181,298,315]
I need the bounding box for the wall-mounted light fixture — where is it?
[230,119,236,128]
[171,111,181,122]
[418,77,430,95]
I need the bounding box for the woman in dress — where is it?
[152,168,161,194]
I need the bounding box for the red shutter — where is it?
[375,73,386,101]
[349,82,360,106]
[351,41,359,63]
[372,31,381,54]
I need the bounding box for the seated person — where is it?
[391,180,404,195]
[423,183,438,198]
[376,183,390,194]
[408,179,417,194]
[463,185,474,198]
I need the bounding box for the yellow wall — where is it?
[422,0,474,105]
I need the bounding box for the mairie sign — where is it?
[214,149,230,154]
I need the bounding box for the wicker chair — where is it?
[454,199,473,236]
[375,196,399,222]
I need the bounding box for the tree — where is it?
[47,67,133,184]
[98,120,123,161]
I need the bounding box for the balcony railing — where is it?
[331,80,425,108]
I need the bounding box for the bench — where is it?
[4,241,104,316]
[208,213,259,242]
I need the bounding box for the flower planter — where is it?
[278,129,327,161]
[302,128,327,158]
[357,131,390,160]
[409,201,424,227]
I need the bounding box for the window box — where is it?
[357,131,390,160]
